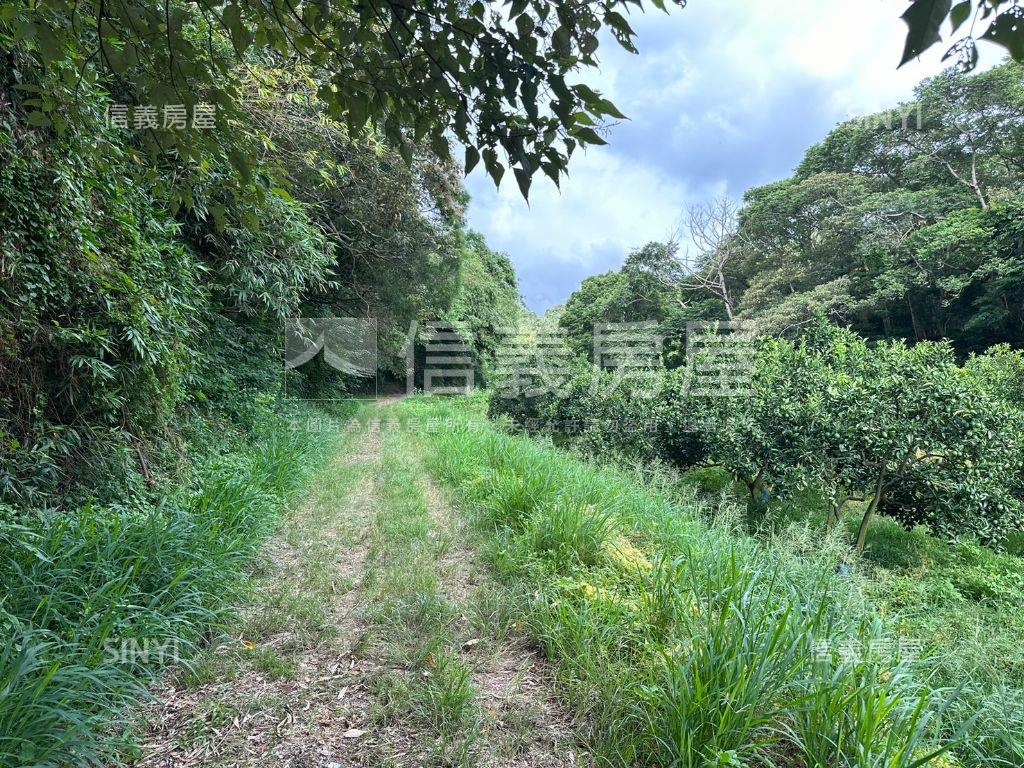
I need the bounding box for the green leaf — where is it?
[570,126,607,146]
[899,0,953,66]
[982,8,1024,62]
[513,165,532,200]
[596,97,628,121]
[430,133,450,161]
[25,110,51,127]
[483,148,504,186]
[465,145,481,174]
[516,13,535,38]
[949,0,972,32]
[36,26,62,66]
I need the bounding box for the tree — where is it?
[676,198,747,321]
[559,241,696,366]
[447,230,526,379]
[893,66,1024,210]
[0,0,683,198]
[708,323,1024,551]
[724,62,1024,351]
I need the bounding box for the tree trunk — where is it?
[907,296,923,342]
[855,468,887,554]
[970,154,989,211]
[826,503,840,532]
[745,468,765,501]
[718,272,735,321]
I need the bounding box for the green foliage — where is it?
[900,1,1024,70]
[0,53,519,502]
[725,324,1024,550]
[966,344,1024,408]
[559,241,705,366]
[447,230,525,383]
[0,91,206,503]
[407,396,972,768]
[729,62,1024,353]
[0,406,337,767]
[0,18,528,767]
[0,0,682,196]
[496,319,1024,551]
[524,499,616,569]
[197,188,334,319]
[254,76,470,375]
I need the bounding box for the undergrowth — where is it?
[0,402,340,767]
[405,394,1017,768]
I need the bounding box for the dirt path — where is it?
[415,450,583,768]
[133,405,584,768]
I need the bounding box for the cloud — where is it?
[465,0,986,314]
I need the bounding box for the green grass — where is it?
[401,394,1013,768]
[359,422,483,764]
[707,470,1024,767]
[0,403,341,767]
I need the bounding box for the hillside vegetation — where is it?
[1,31,523,768]
[484,59,1024,768]
[3,2,1024,766]
[558,62,1024,355]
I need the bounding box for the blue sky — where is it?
[463,0,996,314]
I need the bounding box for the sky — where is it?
[463,0,997,315]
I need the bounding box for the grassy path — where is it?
[131,395,1021,767]
[134,404,583,767]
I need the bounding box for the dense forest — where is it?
[557,61,1024,356]
[0,67,524,506]
[3,0,1024,766]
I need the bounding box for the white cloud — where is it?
[465,0,994,313]
[466,145,690,311]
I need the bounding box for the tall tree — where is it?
[676,197,745,320]
[725,62,1024,351]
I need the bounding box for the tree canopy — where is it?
[726,62,1024,352]
[0,0,684,198]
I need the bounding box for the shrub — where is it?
[524,501,616,569]
[711,325,1024,550]
[493,320,1024,550]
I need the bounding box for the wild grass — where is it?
[0,404,338,767]
[402,395,1003,768]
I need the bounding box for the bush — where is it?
[492,320,1024,551]
[524,500,616,569]
[651,367,713,468]
[0,110,205,504]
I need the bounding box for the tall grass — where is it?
[0,409,336,767]
[403,396,984,768]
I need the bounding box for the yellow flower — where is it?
[914,750,962,768]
